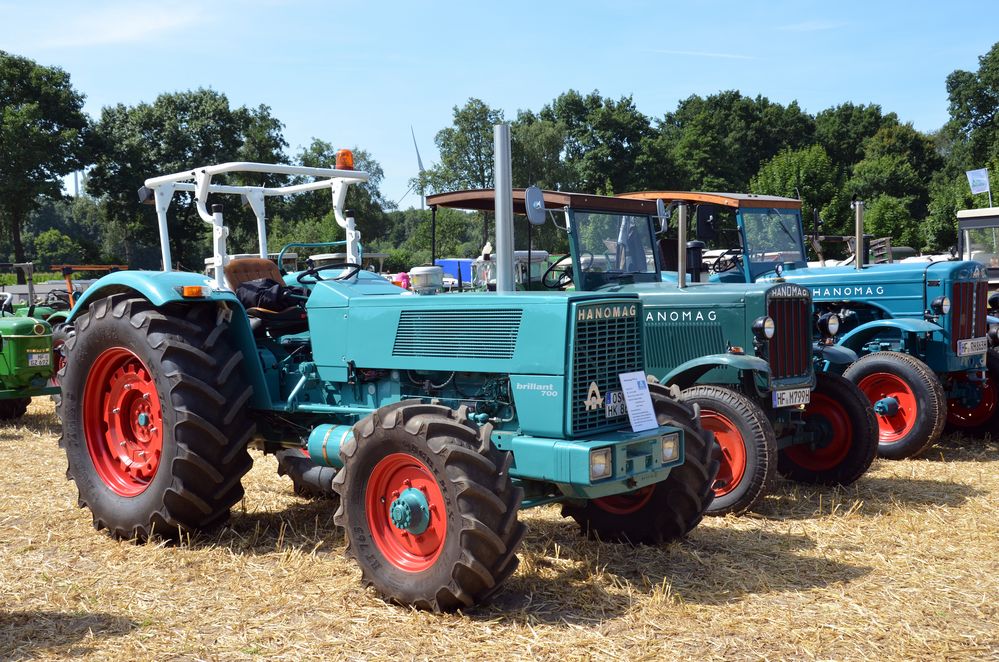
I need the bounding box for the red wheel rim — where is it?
[856,372,918,444]
[592,485,655,514]
[947,375,998,429]
[365,453,447,572]
[785,391,851,470]
[700,409,746,498]
[51,340,66,386]
[82,347,163,496]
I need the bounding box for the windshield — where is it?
[574,212,656,274]
[963,227,999,267]
[741,208,806,276]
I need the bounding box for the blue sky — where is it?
[2,0,998,208]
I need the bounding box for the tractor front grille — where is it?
[569,300,643,436]
[393,309,522,359]
[951,280,988,351]
[766,287,812,381]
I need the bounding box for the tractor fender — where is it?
[989,315,999,347]
[64,271,272,409]
[837,318,941,353]
[659,353,770,389]
[813,342,857,366]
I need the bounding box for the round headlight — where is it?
[817,312,840,337]
[932,296,951,315]
[753,316,776,340]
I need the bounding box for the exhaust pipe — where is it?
[852,199,865,270]
[494,124,514,293]
[677,203,688,289]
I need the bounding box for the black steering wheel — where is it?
[297,262,363,284]
[542,255,574,289]
[711,248,743,273]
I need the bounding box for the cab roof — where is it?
[426,188,659,215]
[620,191,802,210]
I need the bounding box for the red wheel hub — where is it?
[786,391,851,470]
[856,372,917,444]
[365,453,447,572]
[83,347,163,496]
[947,374,998,429]
[592,485,655,514]
[700,409,746,497]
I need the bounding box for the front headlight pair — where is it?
[588,433,681,481]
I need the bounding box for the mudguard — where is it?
[837,318,941,353]
[989,315,999,348]
[660,353,770,388]
[813,342,857,366]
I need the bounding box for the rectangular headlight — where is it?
[661,432,680,463]
[589,447,612,481]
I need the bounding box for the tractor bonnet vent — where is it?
[392,309,523,359]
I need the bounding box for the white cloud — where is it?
[776,20,848,32]
[647,49,755,61]
[7,4,205,50]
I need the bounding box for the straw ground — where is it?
[1,400,996,661]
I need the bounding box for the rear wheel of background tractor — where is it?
[779,372,878,485]
[50,323,74,413]
[333,402,526,611]
[276,448,338,499]
[843,351,946,460]
[58,295,255,540]
[562,385,719,543]
[945,348,999,435]
[678,384,774,516]
[0,397,30,420]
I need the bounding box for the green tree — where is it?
[814,103,898,170]
[945,41,999,167]
[750,145,847,236]
[32,228,83,265]
[0,51,91,276]
[88,89,287,269]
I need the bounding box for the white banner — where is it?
[967,168,990,195]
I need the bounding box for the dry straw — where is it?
[1,400,996,660]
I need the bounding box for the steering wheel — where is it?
[297,262,363,284]
[542,255,574,289]
[711,248,743,274]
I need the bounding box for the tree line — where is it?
[3,42,999,278]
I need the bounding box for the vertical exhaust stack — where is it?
[853,199,865,270]
[494,124,515,293]
[677,203,688,289]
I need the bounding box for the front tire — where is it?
[333,403,525,611]
[561,385,718,543]
[843,351,946,460]
[679,385,775,516]
[945,349,999,435]
[59,295,255,540]
[779,372,878,485]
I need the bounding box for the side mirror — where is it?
[524,186,546,226]
[696,205,718,240]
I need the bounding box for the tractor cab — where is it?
[956,206,999,290]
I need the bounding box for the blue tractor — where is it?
[623,191,991,459]
[56,160,718,611]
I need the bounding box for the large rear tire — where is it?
[58,295,255,540]
[561,384,718,543]
[843,351,945,460]
[945,348,999,435]
[779,372,878,485]
[333,403,525,611]
[679,385,774,516]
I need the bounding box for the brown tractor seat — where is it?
[226,258,309,336]
[224,257,283,290]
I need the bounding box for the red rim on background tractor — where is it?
[700,410,746,497]
[784,392,851,470]
[365,453,447,572]
[947,373,998,429]
[82,347,164,497]
[856,372,917,445]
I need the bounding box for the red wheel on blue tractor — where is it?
[562,384,719,542]
[333,402,526,611]
[678,385,774,516]
[843,351,946,460]
[945,348,999,435]
[778,372,878,485]
[58,295,255,540]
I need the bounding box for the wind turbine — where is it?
[396,126,428,210]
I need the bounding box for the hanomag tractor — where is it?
[57,159,718,611]
[623,191,992,457]
[425,189,877,516]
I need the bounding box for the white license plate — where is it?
[772,387,811,408]
[605,390,627,418]
[27,352,50,367]
[957,336,988,357]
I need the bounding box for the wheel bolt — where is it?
[403,478,412,487]
[112,407,120,414]
[142,393,150,401]
[123,383,132,390]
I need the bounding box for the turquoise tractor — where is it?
[56,161,718,611]
[623,192,991,459]
[425,189,877,516]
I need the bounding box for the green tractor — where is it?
[57,152,718,610]
[425,189,877,516]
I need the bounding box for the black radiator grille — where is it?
[767,296,812,380]
[951,280,988,351]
